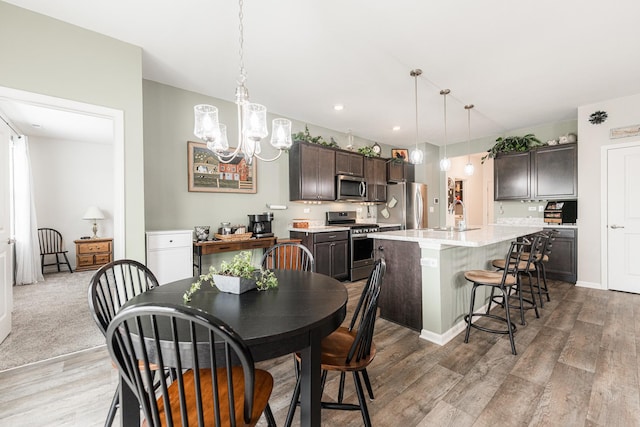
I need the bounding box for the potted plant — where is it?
[481,134,542,163]
[183,251,278,301]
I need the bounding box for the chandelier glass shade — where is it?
[439,89,451,172]
[409,69,424,165]
[193,0,292,165]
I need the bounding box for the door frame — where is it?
[600,139,640,290]
[0,86,125,261]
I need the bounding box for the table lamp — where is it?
[83,206,105,239]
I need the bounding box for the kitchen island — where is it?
[369,225,542,345]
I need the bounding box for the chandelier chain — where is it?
[414,76,419,147]
[238,0,246,84]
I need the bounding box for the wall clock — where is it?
[372,143,381,154]
[589,111,608,125]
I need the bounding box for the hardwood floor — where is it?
[1,279,638,426]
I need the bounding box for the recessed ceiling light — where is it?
[392,126,401,131]
[31,123,42,128]
[333,104,344,111]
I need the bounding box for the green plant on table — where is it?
[481,134,542,163]
[183,251,278,302]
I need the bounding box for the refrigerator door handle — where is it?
[415,188,423,227]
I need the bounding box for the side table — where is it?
[74,237,113,271]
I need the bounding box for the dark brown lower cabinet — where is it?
[374,239,422,331]
[544,227,577,284]
[290,231,349,280]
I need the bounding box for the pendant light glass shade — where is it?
[440,89,451,172]
[409,69,424,165]
[192,0,292,164]
[464,104,475,176]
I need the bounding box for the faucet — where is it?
[449,199,467,231]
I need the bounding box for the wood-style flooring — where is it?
[1,279,638,426]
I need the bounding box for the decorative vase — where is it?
[212,274,257,294]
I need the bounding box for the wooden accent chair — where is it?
[106,302,274,427]
[37,228,72,273]
[261,241,315,272]
[87,259,160,426]
[285,258,386,427]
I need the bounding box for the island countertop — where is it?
[368,225,543,248]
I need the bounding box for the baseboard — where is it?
[419,303,489,346]
[576,280,604,290]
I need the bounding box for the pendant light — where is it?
[439,89,451,171]
[193,0,292,165]
[464,104,475,176]
[409,69,424,165]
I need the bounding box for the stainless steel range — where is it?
[326,211,379,281]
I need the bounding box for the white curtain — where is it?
[13,135,43,285]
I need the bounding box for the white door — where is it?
[0,125,12,344]
[608,144,640,293]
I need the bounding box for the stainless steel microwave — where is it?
[336,174,367,201]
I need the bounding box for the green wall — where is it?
[0,1,146,261]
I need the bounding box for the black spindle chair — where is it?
[261,242,315,272]
[106,302,274,427]
[37,228,72,273]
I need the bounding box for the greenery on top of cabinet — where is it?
[481,134,543,163]
[292,125,338,147]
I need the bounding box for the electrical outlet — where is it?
[303,208,310,213]
[539,205,544,212]
[429,206,434,213]
[528,206,537,211]
[356,207,362,212]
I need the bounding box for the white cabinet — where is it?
[146,230,193,285]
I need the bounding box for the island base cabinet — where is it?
[374,239,422,331]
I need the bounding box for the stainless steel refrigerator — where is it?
[377,182,428,229]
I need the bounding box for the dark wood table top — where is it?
[124,269,348,361]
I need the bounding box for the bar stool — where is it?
[464,240,526,355]
[527,230,557,307]
[490,235,543,323]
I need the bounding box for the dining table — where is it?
[117,269,348,427]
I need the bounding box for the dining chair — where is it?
[37,227,73,274]
[285,258,386,427]
[87,259,160,427]
[463,240,527,355]
[261,241,315,272]
[106,301,275,427]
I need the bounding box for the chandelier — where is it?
[193,0,292,165]
[409,69,424,165]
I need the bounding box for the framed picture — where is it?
[187,141,257,193]
[391,148,409,162]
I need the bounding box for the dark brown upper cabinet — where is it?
[335,151,364,177]
[387,160,415,183]
[288,141,336,201]
[364,157,387,202]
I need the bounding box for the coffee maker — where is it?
[248,213,274,238]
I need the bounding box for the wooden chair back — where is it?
[88,259,159,335]
[346,258,385,364]
[106,302,272,427]
[261,242,315,272]
[37,228,66,255]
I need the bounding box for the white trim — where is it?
[0,86,126,261]
[576,280,604,290]
[419,303,489,346]
[600,139,640,290]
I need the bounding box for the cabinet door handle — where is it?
[610,224,625,229]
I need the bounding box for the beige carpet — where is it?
[0,271,105,372]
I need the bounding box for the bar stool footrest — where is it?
[465,313,517,335]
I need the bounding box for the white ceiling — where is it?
[3,0,640,148]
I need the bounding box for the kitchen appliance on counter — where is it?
[326,211,379,281]
[248,213,274,238]
[377,182,428,229]
[543,200,577,224]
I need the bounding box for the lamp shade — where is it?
[83,206,104,220]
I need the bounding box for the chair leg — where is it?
[516,276,526,326]
[105,389,118,427]
[55,253,61,272]
[464,283,478,343]
[63,253,73,273]
[284,373,302,427]
[362,368,375,400]
[337,372,346,403]
[352,371,372,427]
[540,263,551,302]
[41,254,45,275]
[264,404,277,427]
[499,286,517,355]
